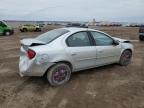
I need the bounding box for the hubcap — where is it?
[53,66,68,83]
[6,32,10,36]
[121,51,131,64]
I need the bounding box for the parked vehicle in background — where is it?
[66,23,88,28]
[19,27,134,86]
[0,21,14,36]
[37,23,45,27]
[139,26,144,41]
[19,24,41,32]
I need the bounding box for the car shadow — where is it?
[72,63,118,76]
[17,63,118,89]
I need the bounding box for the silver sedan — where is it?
[19,27,134,86]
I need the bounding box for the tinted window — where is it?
[67,32,91,47]
[0,21,6,27]
[0,21,2,26]
[25,24,30,26]
[91,31,113,46]
[36,29,69,44]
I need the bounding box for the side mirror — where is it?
[113,40,119,46]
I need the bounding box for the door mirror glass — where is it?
[113,40,119,45]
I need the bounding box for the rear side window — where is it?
[91,31,113,46]
[67,32,91,47]
[36,29,69,44]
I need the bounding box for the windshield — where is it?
[0,21,7,27]
[36,28,69,44]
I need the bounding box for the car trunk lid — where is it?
[20,38,45,51]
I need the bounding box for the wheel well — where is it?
[55,61,73,71]
[124,49,132,53]
[4,30,10,32]
[3,30,10,35]
[43,61,73,77]
[23,28,27,30]
[120,49,133,58]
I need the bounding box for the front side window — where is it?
[0,21,6,27]
[91,31,113,46]
[67,32,91,47]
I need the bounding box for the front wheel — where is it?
[47,63,71,86]
[119,50,132,66]
[35,28,41,32]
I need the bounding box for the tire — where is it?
[35,28,41,32]
[139,35,144,41]
[23,28,27,32]
[47,63,71,86]
[119,50,132,66]
[20,29,24,32]
[4,31,11,36]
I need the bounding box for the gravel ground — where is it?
[0,26,144,108]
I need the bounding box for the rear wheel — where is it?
[119,50,132,66]
[47,63,71,86]
[35,28,41,32]
[4,31,11,36]
[23,28,27,32]
[139,35,144,41]
[20,29,24,32]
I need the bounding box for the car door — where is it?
[0,25,3,34]
[25,25,30,31]
[65,31,96,70]
[31,25,36,31]
[90,31,121,65]
[28,25,33,31]
[27,25,33,31]
[0,21,4,34]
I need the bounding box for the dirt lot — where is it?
[0,26,144,108]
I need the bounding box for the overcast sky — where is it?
[0,0,144,23]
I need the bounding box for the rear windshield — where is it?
[36,28,69,44]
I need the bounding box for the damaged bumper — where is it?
[19,59,54,77]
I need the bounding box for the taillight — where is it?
[27,49,36,59]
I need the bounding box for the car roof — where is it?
[62,27,97,33]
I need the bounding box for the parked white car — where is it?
[19,27,134,86]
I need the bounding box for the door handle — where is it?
[71,53,77,56]
[99,50,103,53]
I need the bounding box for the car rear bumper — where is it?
[19,60,54,77]
[19,47,55,77]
